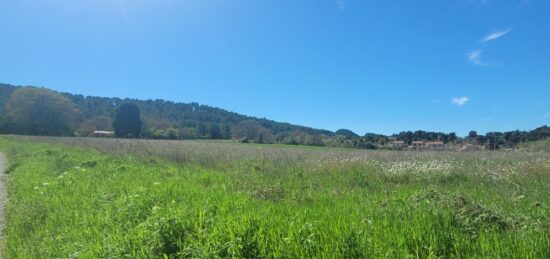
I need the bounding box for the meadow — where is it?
[1,135,550,258]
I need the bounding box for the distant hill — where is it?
[1,83,549,150]
[0,83,334,143]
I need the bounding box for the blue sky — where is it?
[1,0,549,136]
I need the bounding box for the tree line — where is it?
[0,83,549,149]
[391,128,550,149]
[0,84,333,144]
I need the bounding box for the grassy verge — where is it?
[1,136,550,258]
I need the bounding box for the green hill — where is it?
[0,83,333,143]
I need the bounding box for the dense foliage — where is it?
[0,83,549,149]
[0,84,333,144]
[113,103,143,138]
[1,87,79,136]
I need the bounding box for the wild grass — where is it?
[1,135,550,258]
[518,138,550,152]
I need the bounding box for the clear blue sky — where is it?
[1,0,549,136]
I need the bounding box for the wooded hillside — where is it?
[1,83,549,149]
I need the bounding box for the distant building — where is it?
[392,141,405,150]
[425,141,444,151]
[92,131,115,138]
[410,141,424,150]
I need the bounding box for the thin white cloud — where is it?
[481,29,510,43]
[336,0,345,12]
[465,28,511,66]
[544,112,550,118]
[452,96,470,107]
[467,50,484,65]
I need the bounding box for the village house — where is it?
[410,141,424,150]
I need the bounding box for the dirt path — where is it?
[0,153,7,258]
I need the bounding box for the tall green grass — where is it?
[1,136,550,258]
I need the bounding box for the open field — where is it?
[1,135,550,258]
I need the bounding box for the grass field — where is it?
[1,135,550,258]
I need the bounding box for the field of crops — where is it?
[1,135,550,258]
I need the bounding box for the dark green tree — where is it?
[113,103,142,138]
[448,132,457,143]
[197,123,208,138]
[223,124,232,139]
[209,124,223,139]
[256,132,264,144]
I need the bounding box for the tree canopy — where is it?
[113,103,143,138]
[2,87,79,136]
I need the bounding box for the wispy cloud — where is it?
[481,29,510,43]
[452,96,470,107]
[467,50,484,65]
[336,0,345,12]
[466,28,512,66]
[544,112,550,118]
